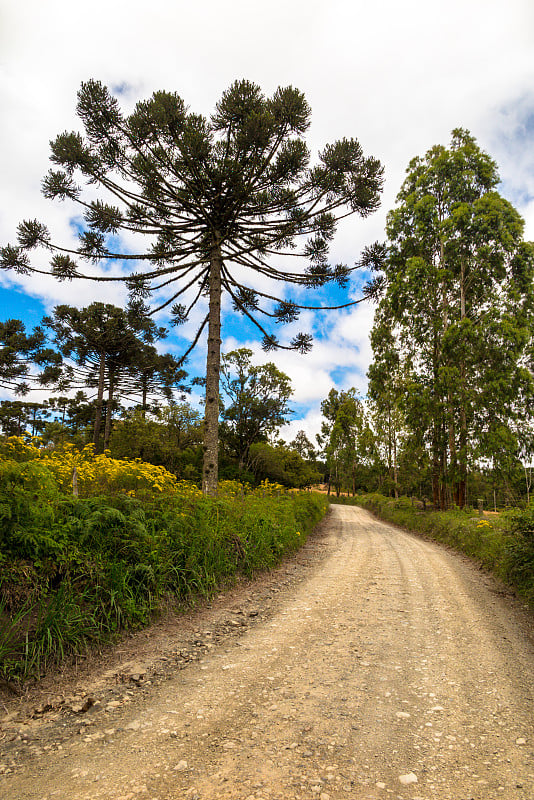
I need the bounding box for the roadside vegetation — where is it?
[0,436,327,687]
[2,95,534,690]
[330,493,534,606]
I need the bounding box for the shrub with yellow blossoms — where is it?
[0,436,183,498]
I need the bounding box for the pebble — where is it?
[399,772,418,785]
[70,696,95,714]
[173,760,188,771]
[516,737,527,745]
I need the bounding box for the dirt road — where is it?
[2,505,534,800]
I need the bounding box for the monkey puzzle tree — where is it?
[1,78,383,494]
[42,302,169,450]
[0,319,62,395]
[114,347,189,414]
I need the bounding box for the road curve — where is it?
[2,504,534,799]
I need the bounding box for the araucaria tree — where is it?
[0,319,61,395]
[43,303,173,451]
[1,79,383,494]
[369,129,534,508]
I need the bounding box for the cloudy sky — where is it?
[1,0,534,442]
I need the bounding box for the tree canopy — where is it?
[220,347,292,469]
[368,129,534,508]
[0,319,61,395]
[1,78,384,493]
[42,302,180,450]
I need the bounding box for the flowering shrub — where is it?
[0,435,329,684]
[0,436,290,501]
[0,436,181,497]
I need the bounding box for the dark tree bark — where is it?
[203,238,222,496]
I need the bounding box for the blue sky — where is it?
[1,0,534,441]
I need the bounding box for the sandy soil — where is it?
[1,504,534,800]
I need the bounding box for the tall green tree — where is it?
[318,388,371,495]
[0,399,50,437]
[43,303,169,450]
[370,129,534,508]
[220,347,292,470]
[112,346,188,414]
[327,391,373,496]
[290,429,317,461]
[1,79,383,494]
[367,306,405,497]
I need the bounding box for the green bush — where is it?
[505,506,534,602]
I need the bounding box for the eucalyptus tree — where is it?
[1,79,383,494]
[318,388,369,495]
[367,305,405,496]
[371,129,534,508]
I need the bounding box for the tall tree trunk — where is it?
[432,431,440,509]
[393,430,399,499]
[93,350,106,451]
[142,375,148,417]
[202,237,223,496]
[457,260,468,508]
[458,377,468,508]
[103,371,115,451]
[431,340,442,509]
[387,406,393,495]
[447,390,458,504]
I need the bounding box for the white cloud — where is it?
[280,406,325,447]
[1,0,534,426]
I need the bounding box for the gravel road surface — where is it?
[1,504,533,800]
